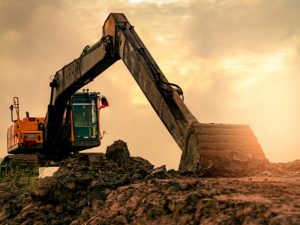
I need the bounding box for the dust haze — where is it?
[0,0,299,168]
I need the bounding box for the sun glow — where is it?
[129,0,178,4]
[220,50,290,88]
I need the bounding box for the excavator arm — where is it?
[46,13,266,176]
[46,13,193,152]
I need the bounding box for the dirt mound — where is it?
[254,160,300,177]
[0,140,299,225]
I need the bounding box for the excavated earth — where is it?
[0,140,300,225]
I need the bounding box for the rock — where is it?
[147,165,168,179]
[131,157,154,171]
[111,215,128,225]
[106,140,130,165]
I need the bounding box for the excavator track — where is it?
[1,154,39,176]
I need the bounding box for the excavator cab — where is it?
[68,91,107,150]
[7,91,108,155]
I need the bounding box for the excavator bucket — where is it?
[179,123,267,177]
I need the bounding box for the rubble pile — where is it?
[0,140,299,225]
[244,159,300,177]
[266,160,300,176]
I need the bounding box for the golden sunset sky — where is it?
[0,0,299,169]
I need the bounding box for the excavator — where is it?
[2,13,267,176]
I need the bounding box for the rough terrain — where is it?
[0,140,299,225]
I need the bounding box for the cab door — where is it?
[70,93,101,149]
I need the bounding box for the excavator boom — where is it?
[46,14,191,153]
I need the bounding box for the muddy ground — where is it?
[0,140,299,225]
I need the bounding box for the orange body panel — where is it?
[7,117,45,154]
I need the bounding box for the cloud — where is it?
[184,0,300,57]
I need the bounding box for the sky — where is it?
[0,0,299,169]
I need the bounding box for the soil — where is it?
[0,140,299,225]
